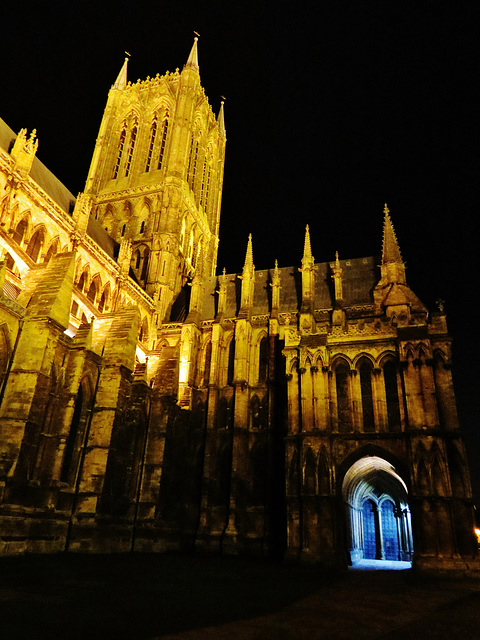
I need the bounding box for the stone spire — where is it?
[240,234,255,312]
[217,267,228,316]
[300,225,315,302]
[185,36,199,72]
[382,204,403,266]
[113,57,129,90]
[332,251,343,302]
[380,204,406,285]
[243,233,254,276]
[302,224,314,266]
[271,259,281,314]
[218,100,226,138]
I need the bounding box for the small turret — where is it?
[218,100,226,139]
[374,204,427,321]
[217,267,228,317]
[300,225,315,306]
[184,36,199,73]
[112,57,129,91]
[10,128,38,177]
[331,251,346,328]
[271,259,281,315]
[239,234,255,314]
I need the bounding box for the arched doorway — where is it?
[343,456,413,568]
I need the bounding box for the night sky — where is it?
[2,3,479,504]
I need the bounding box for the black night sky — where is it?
[1,2,479,504]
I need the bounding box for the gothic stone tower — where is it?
[84,38,226,323]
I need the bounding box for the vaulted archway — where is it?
[342,455,413,568]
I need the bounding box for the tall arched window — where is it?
[87,280,97,303]
[140,246,149,281]
[384,360,401,431]
[25,228,45,262]
[44,239,58,263]
[335,362,352,432]
[61,384,86,484]
[359,360,375,432]
[113,125,126,179]
[13,218,28,246]
[124,120,138,177]
[157,111,169,169]
[227,337,235,385]
[203,341,212,386]
[77,271,87,293]
[258,336,268,382]
[145,116,157,172]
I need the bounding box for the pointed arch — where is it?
[258,334,268,382]
[334,358,352,432]
[382,357,401,432]
[139,317,149,344]
[25,226,46,262]
[303,447,316,495]
[44,237,59,263]
[13,217,29,246]
[98,283,111,313]
[60,376,93,485]
[113,122,127,179]
[318,447,331,495]
[358,356,375,432]
[87,275,101,304]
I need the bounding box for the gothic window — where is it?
[124,121,138,177]
[383,360,401,431]
[113,126,126,179]
[44,239,58,263]
[251,395,261,429]
[140,220,145,234]
[71,300,79,317]
[335,362,352,432]
[87,280,97,303]
[98,286,109,313]
[139,317,149,343]
[134,249,141,269]
[141,246,149,281]
[188,139,199,191]
[227,337,235,385]
[204,166,212,211]
[60,383,88,485]
[200,155,207,206]
[203,340,212,386]
[304,448,316,495]
[145,116,157,172]
[13,218,28,246]
[318,449,331,495]
[258,336,268,382]
[359,360,375,432]
[5,252,15,271]
[157,111,169,169]
[77,271,87,292]
[25,228,45,262]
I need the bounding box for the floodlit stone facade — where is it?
[0,40,478,571]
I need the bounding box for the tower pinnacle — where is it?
[185,36,199,72]
[243,233,254,275]
[113,57,129,90]
[382,204,403,265]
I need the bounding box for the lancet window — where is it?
[157,111,169,169]
[124,120,138,177]
[113,125,127,179]
[359,360,375,432]
[145,116,157,172]
[335,361,352,432]
[383,360,401,431]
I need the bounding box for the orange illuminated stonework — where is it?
[0,40,478,572]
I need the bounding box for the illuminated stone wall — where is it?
[0,42,478,571]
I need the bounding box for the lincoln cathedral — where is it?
[0,39,478,571]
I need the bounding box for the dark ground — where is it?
[0,553,479,639]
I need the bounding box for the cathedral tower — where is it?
[83,39,226,321]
